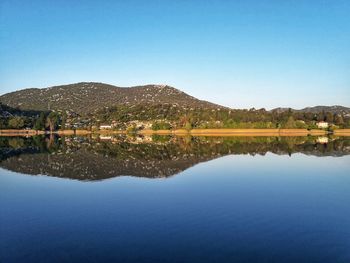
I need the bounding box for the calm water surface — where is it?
[1,135,350,262]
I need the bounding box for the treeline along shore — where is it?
[1,128,350,137]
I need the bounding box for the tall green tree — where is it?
[34,112,46,130]
[61,111,67,130]
[334,114,344,126]
[317,110,326,121]
[46,112,60,132]
[284,116,296,129]
[184,121,192,130]
[325,112,334,123]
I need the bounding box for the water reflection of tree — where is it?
[0,135,349,180]
[1,135,350,158]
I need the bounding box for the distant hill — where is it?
[0,82,224,115]
[298,106,350,114]
[271,106,350,115]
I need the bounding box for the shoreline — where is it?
[140,128,329,136]
[1,128,349,137]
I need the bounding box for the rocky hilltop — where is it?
[0,82,223,115]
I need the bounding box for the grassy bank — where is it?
[140,128,328,136]
[0,129,46,136]
[333,129,350,136]
[0,129,93,136]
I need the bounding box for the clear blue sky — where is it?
[0,0,349,109]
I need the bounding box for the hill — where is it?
[298,106,350,114]
[271,106,350,115]
[0,82,349,130]
[0,82,224,115]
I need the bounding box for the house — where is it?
[316,121,329,129]
[99,136,112,140]
[100,125,112,130]
[127,120,153,129]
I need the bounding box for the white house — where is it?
[100,125,112,130]
[316,121,329,129]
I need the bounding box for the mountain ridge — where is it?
[271,105,350,114]
[1,82,349,115]
[0,82,225,115]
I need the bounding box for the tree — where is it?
[46,112,60,132]
[0,118,8,129]
[325,112,334,123]
[284,116,296,129]
[334,114,344,126]
[317,110,325,121]
[34,112,46,130]
[126,124,138,134]
[8,116,25,129]
[61,111,67,130]
[184,121,192,130]
[152,121,171,130]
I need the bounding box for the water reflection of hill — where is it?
[0,135,349,181]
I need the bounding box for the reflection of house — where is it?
[126,135,154,144]
[100,125,112,129]
[316,121,329,129]
[100,136,112,140]
[143,135,153,142]
[111,120,120,128]
[317,137,329,144]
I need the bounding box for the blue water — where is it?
[1,153,350,262]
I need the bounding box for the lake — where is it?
[1,135,350,262]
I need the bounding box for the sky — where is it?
[0,0,349,109]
